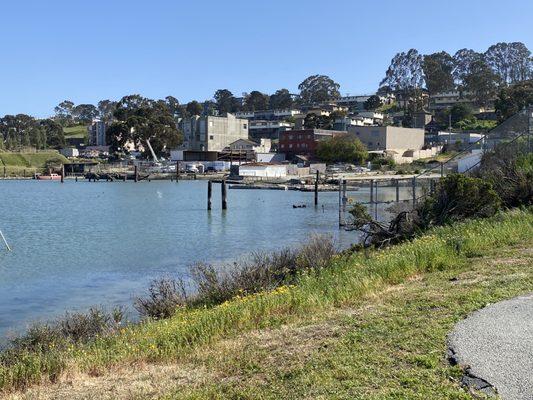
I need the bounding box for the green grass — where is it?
[63,125,88,139]
[0,151,69,176]
[168,242,532,399]
[1,209,532,396]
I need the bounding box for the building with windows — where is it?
[248,120,293,140]
[278,129,346,160]
[179,113,249,152]
[87,120,106,146]
[235,109,301,121]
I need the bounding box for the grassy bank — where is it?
[63,125,87,139]
[0,151,69,176]
[1,209,532,396]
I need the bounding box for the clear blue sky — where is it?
[1,0,532,118]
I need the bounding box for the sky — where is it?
[0,0,532,118]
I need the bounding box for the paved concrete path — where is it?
[448,293,533,399]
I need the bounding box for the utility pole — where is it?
[527,106,533,153]
[448,112,452,147]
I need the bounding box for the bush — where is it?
[421,174,501,226]
[134,278,188,319]
[474,140,533,207]
[2,306,125,367]
[135,235,337,315]
[348,174,501,247]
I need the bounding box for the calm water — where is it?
[0,180,410,340]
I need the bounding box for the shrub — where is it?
[348,174,501,247]
[134,278,188,319]
[421,174,501,226]
[1,306,125,367]
[134,235,337,315]
[474,140,533,207]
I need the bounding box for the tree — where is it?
[164,96,181,119]
[110,95,182,157]
[494,79,533,121]
[203,100,218,116]
[269,89,293,110]
[380,49,425,110]
[423,51,455,94]
[72,104,98,124]
[303,113,333,129]
[298,75,341,104]
[214,89,239,114]
[363,95,383,111]
[54,100,75,125]
[463,58,500,107]
[380,49,425,92]
[97,100,117,122]
[449,103,474,127]
[39,119,65,148]
[316,135,367,164]
[186,101,203,116]
[485,42,532,85]
[243,91,269,111]
[113,94,152,121]
[452,49,484,90]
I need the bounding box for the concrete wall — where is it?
[207,114,249,151]
[347,126,424,151]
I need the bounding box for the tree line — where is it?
[380,42,532,108]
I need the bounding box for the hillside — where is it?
[0,151,69,176]
[1,209,532,399]
[63,125,88,139]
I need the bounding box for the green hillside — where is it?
[63,125,88,139]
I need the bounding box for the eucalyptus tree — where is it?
[423,51,455,94]
[298,75,341,105]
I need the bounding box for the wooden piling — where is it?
[207,180,212,210]
[60,164,65,183]
[221,180,227,210]
[314,170,319,206]
[369,179,374,204]
[338,178,342,227]
[395,179,400,202]
[342,179,347,212]
[3,166,6,178]
[176,160,180,181]
[134,165,139,182]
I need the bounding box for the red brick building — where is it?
[278,129,346,160]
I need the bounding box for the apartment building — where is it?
[179,113,249,152]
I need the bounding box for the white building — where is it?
[60,147,79,158]
[238,163,287,178]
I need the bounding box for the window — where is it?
[209,135,214,140]
[289,144,293,149]
[243,124,247,129]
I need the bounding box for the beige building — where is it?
[180,113,249,152]
[347,126,424,151]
